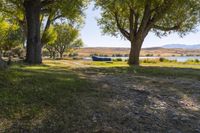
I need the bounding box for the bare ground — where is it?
[68,61,200,133]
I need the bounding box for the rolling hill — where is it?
[162,44,200,49]
[77,47,200,57]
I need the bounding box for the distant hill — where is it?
[78,47,200,57]
[162,44,200,49]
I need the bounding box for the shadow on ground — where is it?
[0,63,200,132]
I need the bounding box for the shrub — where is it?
[195,59,199,63]
[69,53,78,57]
[90,53,98,57]
[159,57,168,62]
[185,59,200,64]
[141,59,158,64]
[159,58,177,63]
[145,54,154,57]
[113,58,123,62]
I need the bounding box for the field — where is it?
[0,60,200,132]
[77,47,200,57]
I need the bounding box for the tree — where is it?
[0,0,27,45]
[46,24,83,58]
[40,0,88,46]
[95,0,200,65]
[0,18,23,65]
[0,0,88,64]
[3,25,23,64]
[24,0,88,64]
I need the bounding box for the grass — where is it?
[87,60,200,80]
[0,61,99,132]
[0,60,200,132]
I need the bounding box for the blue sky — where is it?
[81,4,200,48]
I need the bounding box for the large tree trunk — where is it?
[24,0,42,64]
[128,38,144,66]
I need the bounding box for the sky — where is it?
[81,4,200,48]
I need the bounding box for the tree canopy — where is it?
[95,0,200,65]
[0,0,89,64]
[45,24,83,58]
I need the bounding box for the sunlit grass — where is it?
[90,60,200,69]
[87,60,200,80]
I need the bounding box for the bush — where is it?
[159,57,168,62]
[195,59,199,63]
[185,59,200,64]
[141,59,158,64]
[69,53,78,57]
[159,58,177,63]
[90,53,98,57]
[113,58,123,62]
[145,54,154,57]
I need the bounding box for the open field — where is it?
[0,60,200,132]
[77,47,200,57]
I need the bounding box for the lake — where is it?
[84,56,200,62]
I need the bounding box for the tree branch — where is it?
[145,0,175,35]
[114,12,130,40]
[134,14,139,36]
[41,0,55,7]
[53,15,63,21]
[151,0,174,24]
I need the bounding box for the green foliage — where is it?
[113,58,123,62]
[145,54,154,57]
[0,19,23,52]
[45,0,89,25]
[159,57,167,62]
[42,26,57,46]
[0,18,9,46]
[45,24,83,58]
[141,59,158,64]
[95,0,200,65]
[141,58,178,64]
[185,59,200,64]
[0,0,89,48]
[95,0,200,38]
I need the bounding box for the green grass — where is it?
[0,60,200,132]
[0,61,99,132]
[89,61,200,79]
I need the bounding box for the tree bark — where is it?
[128,37,144,66]
[24,0,42,64]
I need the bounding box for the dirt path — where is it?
[59,61,200,132]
